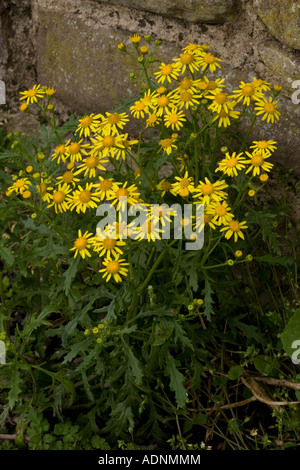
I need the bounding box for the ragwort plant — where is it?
[0,35,299,450]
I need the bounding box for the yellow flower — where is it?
[22,190,31,199]
[51,143,69,164]
[212,103,240,128]
[164,108,186,131]
[65,139,88,163]
[146,113,161,127]
[100,112,129,135]
[107,182,140,211]
[154,62,181,84]
[159,137,177,155]
[235,250,243,258]
[197,52,222,73]
[248,189,256,197]
[259,173,269,182]
[156,179,173,197]
[193,177,228,204]
[55,170,80,188]
[244,150,274,176]
[48,183,72,213]
[206,201,234,226]
[99,254,129,283]
[93,177,117,200]
[37,179,53,203]
[254,97,281,123]
[76,113,103,138]
[220,219,248,242]
[173,51,200,74]
[230,81,264,106]
[7,177,32,195]
[67,183,100,214]
[19,103,28,112]
[171,171,194,197]
[130,100,147,119]
[70,230,94,259]
[207,91,230,114]
[216,152,247,177]
[129,34,141,44]
[250,140,277,157]
[92,235,126,258]
[74,155,108,178]
[140,45,148,54]
[173,90,201,110]
[19,84,44,104]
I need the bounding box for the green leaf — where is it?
[164,352,187,408]
[202,271,214,320]
[121,339,143,385]
[0,243,14,266]
[253,355,280,376]
[8,360,23,409]
[228,365,244,380]
[62,257,80,294]
[255,254,294,267]
[280,308,300,363]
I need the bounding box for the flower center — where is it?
[204,215,212,224]
[161,64,173,76]
[75,237,87,250]
[242,85,254,97]
[69,142,81,154]
[99,179,113,190]
[264,102,275,113]
[227,157,238,167]
[215,93,227,104]
[81,116,92,127]
[206,81,218,90]
[106,260,120,274]
[135,101,145,111]
[201,183,214,195]
[15,180,25,188]
[251,155,263,166]
[107,113,120,124]
[27,89,37,97]
[79,190,91,203]
[161,181,172,191]
[168,113,179,123]
[102,238,116,249]
[38,182,47,194]
[180,78,192,90]
[180,91,192,102]
[148,114,158,123]
[56,144,65,155]
[157,86,167,95]
[180,53,193,64]
[203,53,215,64]
[179,188,189,197]
[179,178,190,188]
[157,96,169,107]
[215,206,226,216]
[160,138,173,148]
[103,136,115,147]
[63,171,74,183]
[116,188,129,199]
[53,191,65,204]
[257,141,268,149]
[229,220,240,232]
[85,156,99,168]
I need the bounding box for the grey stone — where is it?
[95,0,236,24]
[257,0,300,50]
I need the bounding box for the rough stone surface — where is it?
[256,0,300,50]
[260,44,300,94]
[96,0,236,24]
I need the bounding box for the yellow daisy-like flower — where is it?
[146,113,161,127]
[99,253,129,283]
[177,154,189,172]
[220,219,248,242]
[152,93,176,117]
[132,218,162,242]
[244,151,274,176]
[216,152,247,177]
[150,204,176,227]
[67,183,100,214]
[197,52,222,73]
[212,103,240,128]
[55,170,80,188]
[52,143,69,164]
[19,103,28,112]
[206,201,234,226]
[92,234,126,258]
[37,179,53,203]
[173,90,201,110]
[197,76,225,95]
[76,113,103,138]
[8,177,32,195]
[156,179,173,197]
[19,84,44,104]
[130,100,147,119]
[159,137,177,155]
[65,139,88,163]
[129,33,141,44]
[207,91,230,114]
[48,183,72,213]
[251,77,271,92]
[230,81,264,106]
[45,87,56,97]
[171,171,194,197]
[193,177,228,204]
[250,140,277,157]
[107,182,140,211]
[154,62,181,84]
[93,176,117,201]
[254,97,281,124]
[173,52,200,74]
[259,173,269,182]
[70,230,94,259]
[164,107,186,131]
[114,136,138,161]
[100,112,129,135]
[74,155,108,178]
[89,133,125,159]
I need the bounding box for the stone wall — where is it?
[1,0,300,175]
